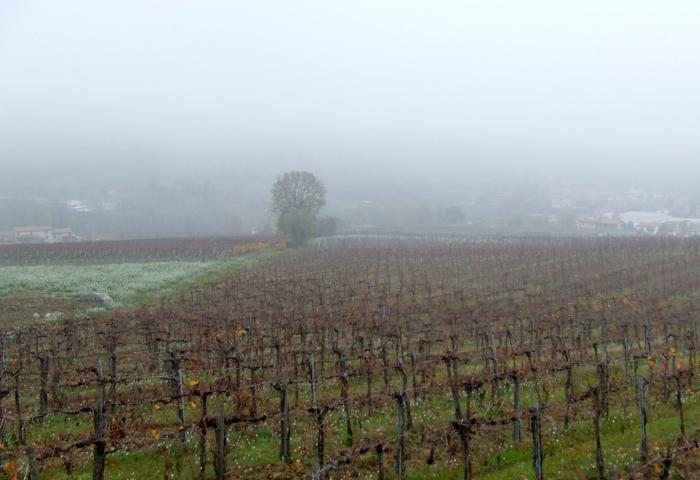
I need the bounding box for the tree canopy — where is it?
[271,171,326,217]
[276,208,317,246]
[272,171,326,246]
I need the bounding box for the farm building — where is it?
[620,211,700,236]
[53,228,81,242]
[10,226,80,244]
[13,226,54,243]
[575,216,622,231]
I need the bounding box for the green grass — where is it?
[29,371,700,479]
[17,341,692,479]
[0,252,277,311]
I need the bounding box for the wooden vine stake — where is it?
[452,414,474,480]
[308,355,331,470]
[213,404,227,480]
[198,393,210,480]
[530,405,544,480]
[14,367,25,445]
[443,354,462,420]
[675,373,685,438]
[638,378,648,460]
[564,353,574,429]
[273,380,292,462]
[592,390,605,480]
[25,445,40,479]
[199,407,266,480]
[512,371,522,443]
[335,350,354,445]
[393,391,406,477]
[93,360,107,480]
[173,355,187,445]
[396,359,413,430]
[38,355,49,421]
[376,443,385,480]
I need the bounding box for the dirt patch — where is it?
[0,291,90,329]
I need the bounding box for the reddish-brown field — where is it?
[1,236,699,479]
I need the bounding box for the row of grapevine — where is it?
[0,236,698,478]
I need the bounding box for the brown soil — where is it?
[0,290,88,329]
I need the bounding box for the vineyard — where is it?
[0,236,285,328]
[1,236,700,479]
[0,236,283,266]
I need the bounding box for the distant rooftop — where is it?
[620,211,700,225]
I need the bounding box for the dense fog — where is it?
[1,1,699,238]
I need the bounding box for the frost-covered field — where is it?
[0,261,223,307]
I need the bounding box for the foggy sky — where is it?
[1,0,700,181]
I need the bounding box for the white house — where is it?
[13,226,54,243]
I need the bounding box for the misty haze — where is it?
[1,1,699,479]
